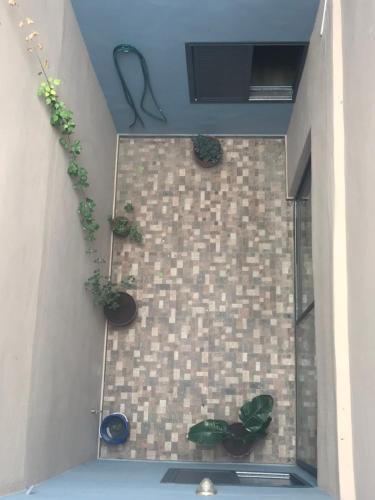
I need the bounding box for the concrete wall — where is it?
[71,0,319,135]
[288,1,375,498]
[10,460,331,500]
[286,1,342,497]
[0,0,116,494]
[341,1,375,499]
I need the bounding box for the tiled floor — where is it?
[100,137,295,463]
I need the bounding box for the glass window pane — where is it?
[296,167,314,317]
[296,308,317,471]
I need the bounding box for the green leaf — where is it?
[121,275,136,289]
[67,161,79,177]
[187,420,230,447]
[129,223,143,244]
[70,140,81,156]
[59,137,69,150]
[240,417,272,444]
[124,202,134,213]
[239,395,274,434]
[109,216,130,237]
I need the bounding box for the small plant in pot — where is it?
[192,134,223,167]
[85,270,137,327]
[100,413,130,445]
[108,202,143,243]
[187,394,273,457]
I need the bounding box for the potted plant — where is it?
[108,202,143,243]
[192,134,223,167]
[100,413,130,445]
[85,270,137,327]
[187,394,273,457]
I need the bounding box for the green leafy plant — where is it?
[108,202,143,243]
[78,198,100,241]
[85,270,136,310]
[192,135,223,166]
[128,224,143,244]
[109,420,125,439]
[68,161,89,188]
[109,216,131,237]
[38,79,76,134]
[187,395,273,453]
[70,140,82,157]
[38,78,100,241]
[10,6,125,316]
[124,202,134,213]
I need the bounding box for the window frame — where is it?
[185,41,308,104]
[294,159,317,478]
[294,161,314,324]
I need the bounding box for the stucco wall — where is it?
[288,1,375,498]
[10,460,331,500]
[0,0,116,494]
[341,1,375,499]
[71,0,319,135]
[286,1,340,497]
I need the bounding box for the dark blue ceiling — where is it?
[72,0,319,135]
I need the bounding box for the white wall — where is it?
[287,0,375,498]
[341,1,375,499]
[0,0,116,494]
[288,0,375,500]
[287,1,342,497]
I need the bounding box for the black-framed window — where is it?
[186,43,253,103]
[185,42,308,104]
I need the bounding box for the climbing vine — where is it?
[5,0,138,309]
[6,0,100,245]
[37,78,99,241]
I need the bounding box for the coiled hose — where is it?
[113,44,167,128]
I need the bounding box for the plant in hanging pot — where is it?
[85,270,137,327]
[187,394,273,457]
[192,134,223,167]
[108,202,143,243]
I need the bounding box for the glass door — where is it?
[294,162,317,476]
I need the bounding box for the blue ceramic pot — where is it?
[100,413,130,445]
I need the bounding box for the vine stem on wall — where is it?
[6,0,109,281]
